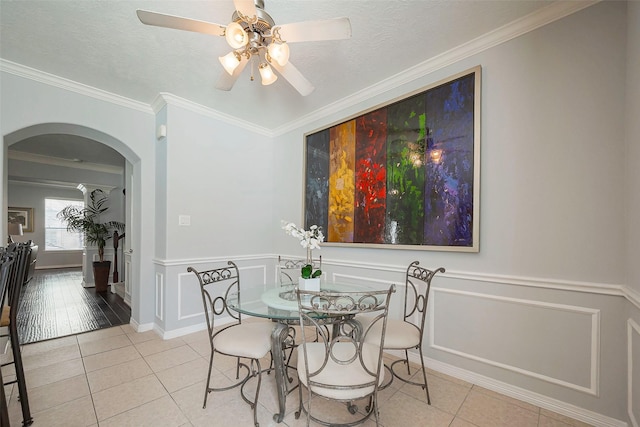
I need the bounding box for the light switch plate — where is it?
[178,215,191,226]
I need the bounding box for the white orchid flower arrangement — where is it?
[281,221,324,279]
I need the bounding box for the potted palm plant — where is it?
[57,189,124,292]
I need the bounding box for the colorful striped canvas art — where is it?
[304,67,480,252]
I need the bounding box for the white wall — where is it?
[271,2,631,424]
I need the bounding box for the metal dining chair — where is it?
[187,261,273,427]
[294,285,395,426]
[0,241,37,426]
[277,255,322,286]
[0,250,16,427]
[276,255,324,363]
[365,261,445,404]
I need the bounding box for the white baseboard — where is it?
[407,353,628,427]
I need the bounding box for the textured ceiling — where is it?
[1,0,559,132]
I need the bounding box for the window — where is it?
[45,198,84,250]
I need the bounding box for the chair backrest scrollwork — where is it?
[277,255,322,286]
[296,285,395,399]
[403,260,445,331]
[187,261,242,345]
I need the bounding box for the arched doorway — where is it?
[4,123,142,339]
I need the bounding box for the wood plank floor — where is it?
[16,267,131,344]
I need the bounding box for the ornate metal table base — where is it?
[271,321,295,423]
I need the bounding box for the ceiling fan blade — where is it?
[276,17,352,43]
[215,56,249,91]
[271,61,315,96]
[136,10,225,36]
[233,0,258,19]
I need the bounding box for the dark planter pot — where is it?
[93,261,111,293]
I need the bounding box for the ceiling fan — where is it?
[136,0,352,96]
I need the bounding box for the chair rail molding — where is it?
[155,254,635,304]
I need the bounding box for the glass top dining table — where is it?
[228,282,368,319]
[226,282,373,423]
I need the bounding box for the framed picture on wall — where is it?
[8,207,34,233]
[303,66,481,252]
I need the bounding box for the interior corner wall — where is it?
[625,1,640,295]
[154,104,168,260]
[625,4,640,427]
[272,2,630,423]
[150,101,278,334]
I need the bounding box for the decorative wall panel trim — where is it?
[155,272,164,321]
[330,272,402,288]
[628,318,640,427]
[627,287,640,311]
[443,270,627,297]
[154,254,270,267]
[156,254,635,305]
[430,288,600,395]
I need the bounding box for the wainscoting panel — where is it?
[430,288,600,395]
[177,270,204,321]
[155,272,164,321]
[629,318,640,427]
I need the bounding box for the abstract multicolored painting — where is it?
[304,66,480,252]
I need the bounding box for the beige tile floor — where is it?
[2,324,593,427]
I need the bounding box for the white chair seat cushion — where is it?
[213,321,273,359]
[360,316,421,350]
[297,342,384,400]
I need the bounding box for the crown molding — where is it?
[0,1,597,136]
[8,177,81,190]
[271,0,598,136]
[8,150,124,174]
[0,59,154,115]
[152,93,273,137]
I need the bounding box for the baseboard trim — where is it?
[410,353,627,427]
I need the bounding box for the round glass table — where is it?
[227,282,369,423]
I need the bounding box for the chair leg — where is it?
[417,348,431,405]
[251,359,261,427]
[294,378,304,421]
[0,365,9,427]
[203,351,215,409]
[389,347,431,405]
[404,349,412,375]
[9,327,33,426]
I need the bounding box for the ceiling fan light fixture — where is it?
[267,41,290,66]
[259,62,277,85]
[225,21,248,49]
[219,51,241,75]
